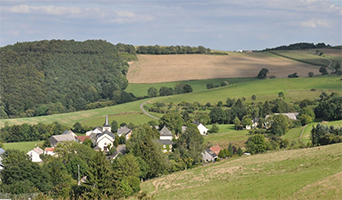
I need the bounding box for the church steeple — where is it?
[102,115,111,132]
[104,115,109,126]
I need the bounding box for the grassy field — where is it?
[0,99,156,128]
[125,77,256,97]
[301,120,342,144]
[1,76,340,129]
[3,141,44,152]
[204,124,250,148]
[127,52,320,83]
[147,76,342,105]
[138,143,342,200]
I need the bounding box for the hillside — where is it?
[139,143,342,200]
[0,40,136,119]
[1,76,341,128]
[127,51,328,83]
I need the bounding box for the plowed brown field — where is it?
[127,52,320,83]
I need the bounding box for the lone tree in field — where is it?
[308,72,314,77]
[147,87,158,97]
[257,68,269,79]
[319,67,328,75]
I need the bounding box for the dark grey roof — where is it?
[205,148,217,158]
[117,126,131,136]
[157,139,175,145]
[97,130,115,140]
[193,121,200,126]
[160,126,173,136]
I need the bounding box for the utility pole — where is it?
[77,164,80,185]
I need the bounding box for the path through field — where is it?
[140,100,160,120]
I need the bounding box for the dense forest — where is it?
[0,40,136,119]
[263,42,330,51]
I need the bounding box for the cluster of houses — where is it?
[24,115,213,163]
[24,112,300,163]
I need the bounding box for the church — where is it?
[87,115,116,152]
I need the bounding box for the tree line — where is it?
[263,42,330,51]
[136,45,211,55]
[0,40,137,119]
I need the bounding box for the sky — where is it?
[0,0,341,51]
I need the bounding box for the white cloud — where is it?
[301,19,330,28]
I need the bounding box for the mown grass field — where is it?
[147,75,342,105]
[204,124,250,148]
[3,141,44,152]
[138,143,342,200]
[127,52,320,83]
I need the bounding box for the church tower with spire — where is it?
[102,115,111,132]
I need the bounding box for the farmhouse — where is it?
[117,126,132,140]
[44,147,55,156]
[49,132,77,147]
[193,121,209,135]
[157,126,175,153]
[27,147,43,162]
[202,148,218,162]
[265,113,299,120]
[0,148,5,171]
[202,145,222,162]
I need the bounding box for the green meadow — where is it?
[138,143,342,200]
[0,99,155,128]
[125,77,256,97]
[147,75,342,105]
[3,141,44,152]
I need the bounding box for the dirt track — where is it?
[127,53,320,83]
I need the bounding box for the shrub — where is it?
[288,72,299,78]
[308,72,314,77]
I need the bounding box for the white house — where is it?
[159,126,173,140]
[197,123,209,136]
[27,147,43,162]
[44,147,55,156]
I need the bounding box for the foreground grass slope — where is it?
[140,143,342,200]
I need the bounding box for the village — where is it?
[21,115,229,165]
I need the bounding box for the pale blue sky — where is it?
[1,0,341,50]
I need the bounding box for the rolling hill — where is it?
[127,47,341,84]
[138,143,342,200]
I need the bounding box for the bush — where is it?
[308,72,314,77]
[206,83,214,89]
[288,72,299,78]
[269,75,276,79]
[220,81,229,86]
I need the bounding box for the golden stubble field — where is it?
[127,52,320,83]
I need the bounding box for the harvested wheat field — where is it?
[127,52,320,83]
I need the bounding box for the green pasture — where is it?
[301,120,342,144]
[125,77,256,97]
[139,143,342,200]
[3,141,44,152]
[204,124,250,148]
[147,76,342,105]
[268,50,332,67]
[0,99,150,128]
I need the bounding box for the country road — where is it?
[309,49,335,73]
[140,99,160,120]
